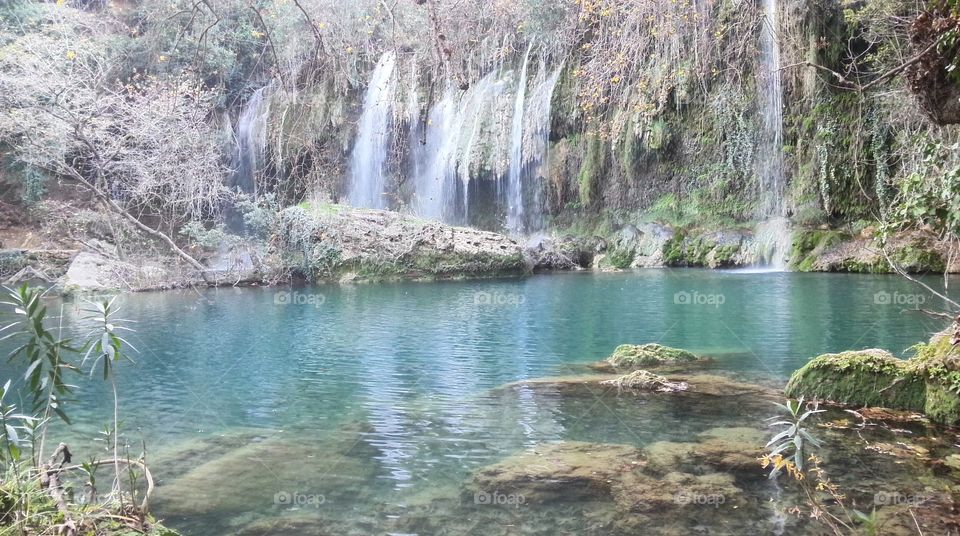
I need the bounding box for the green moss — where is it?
[647,119,670,151]
[685,236,719,266]
[606,246,635,269]
[661,231,687,266]
[840,257,891,274]
[607,343,699,369]
[924,382,960,425]
[578,133,606,206]
[909,335,960,424]
[892,243,946,273]
[328,251,528,283]
[711,243,740,266]
[789,229,847,271]
[784,350,927,411]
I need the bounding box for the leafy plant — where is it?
[80,296,136,497]
[0,284,77,459]
[763,397,824,478]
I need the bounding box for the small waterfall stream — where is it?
[347,52,398,209]
[756,0,791,269]
[230,86,270,196]
[520,64,563,234]
[505,43,533,234]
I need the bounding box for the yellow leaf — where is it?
[66,50,76,60]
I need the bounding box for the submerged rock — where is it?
[468,437,754,529]
[784,349,927,411]
[470,441,643,504]
[645,427,768,474]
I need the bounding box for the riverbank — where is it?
[2,200,957,295]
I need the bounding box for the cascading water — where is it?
[224,86,270,232]
[347,52,397,210]
[505,43,533,235]
[348,47,560,231]
[411,70,507,224]
[413,90,459,222]
[755,0,791,269]
[518,64,562,234]
[230,86,270,196]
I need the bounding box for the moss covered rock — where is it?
[909,333,960,425]
[606,344,699,369]
[789,229,848,271]
[784,349,927,411]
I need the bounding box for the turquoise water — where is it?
[1,270,956,534]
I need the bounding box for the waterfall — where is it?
[756,0,790,269]
[230,86,270,196]
[505,43,533,235]
[413,90,458,221]
[347,52,398,210]
[411,70,507,224]
[348,46,559,231]
[521,64,562,234]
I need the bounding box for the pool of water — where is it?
[1,270,957,534]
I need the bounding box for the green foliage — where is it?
[885,140,960,239]
[235,193,281,238]
[80,296,136,381]
[0,1,44,34]
[0,284,78,424]
[3,161,47,205]
[661,231,687,265]
[180,221,237,251]
[276,207,341,280]
[0,380,32,464]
